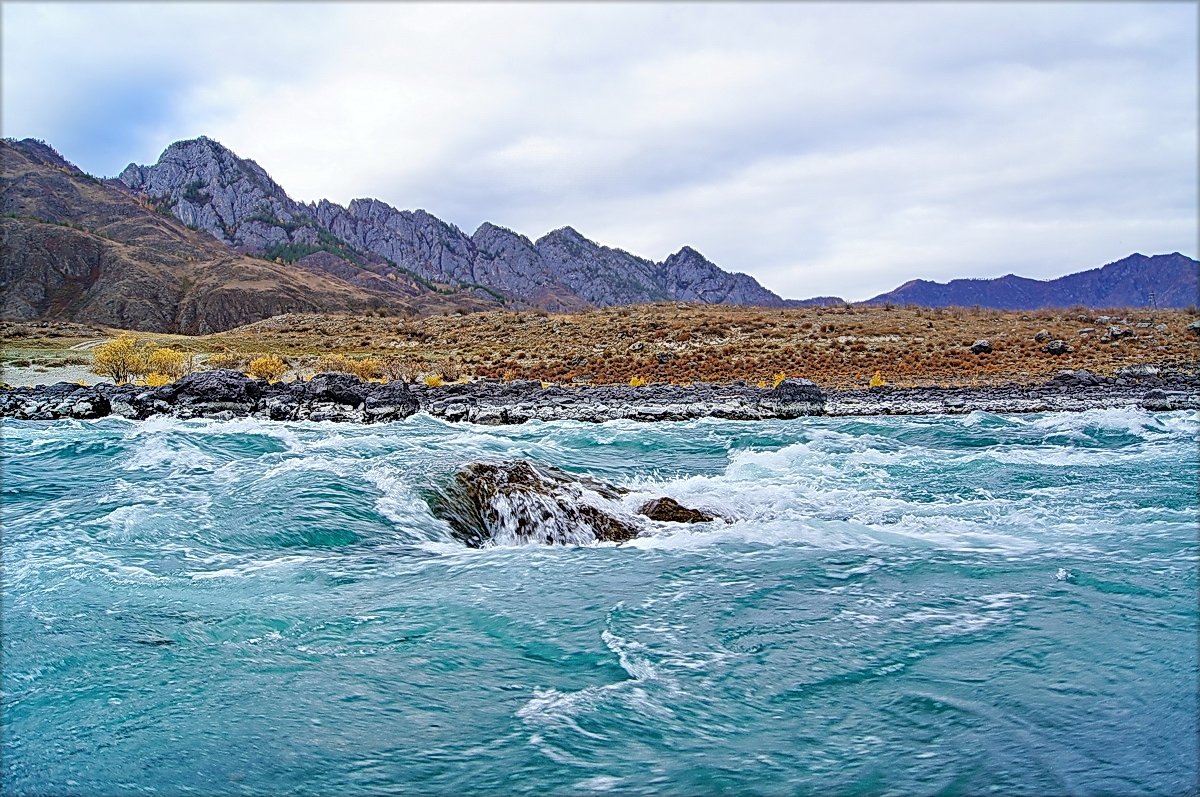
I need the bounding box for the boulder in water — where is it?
[430,460,642,547]
[637,497,718,523]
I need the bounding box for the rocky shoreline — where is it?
[1,367,1197,424]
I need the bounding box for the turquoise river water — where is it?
[2,409,1197,796]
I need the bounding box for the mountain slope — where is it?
[865,253,1199,309]
[0,138,491,332]
[117,137,786,309]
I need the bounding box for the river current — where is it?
[2,409,1197,796]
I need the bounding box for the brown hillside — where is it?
[0,139,492,333]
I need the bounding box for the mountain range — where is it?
[1,135,1196,333]
[862,252,1198,310]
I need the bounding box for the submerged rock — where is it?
[637,497,718,523]
[429,460,642,547]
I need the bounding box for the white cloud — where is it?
[2,1,1195,300]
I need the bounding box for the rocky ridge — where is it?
[117,137,786,310]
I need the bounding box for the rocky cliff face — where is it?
[865,253,1200,310]
[118,136,789,309]
[660,246,785,306]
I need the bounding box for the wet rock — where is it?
[970,339,992,354]
[429,460,641,547]
[637,497,717,523]
[1042,339,1071,355]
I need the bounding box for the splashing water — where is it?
[2,409,1197,795]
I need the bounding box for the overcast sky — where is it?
[3,2,1196,300]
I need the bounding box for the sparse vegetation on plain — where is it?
[4,303,1198,389]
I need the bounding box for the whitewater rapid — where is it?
[2,409,1197,795]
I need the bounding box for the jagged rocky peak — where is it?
[107,135,791,310]
[472,221,534,249]
[660,245,784,306]
[536,225,595,250]
[118,136,305,250]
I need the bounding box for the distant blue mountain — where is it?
[862,252,1198,310]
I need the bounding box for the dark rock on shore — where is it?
[408,376,826,424]
[1049,369,1104,387]
[0,369,420,423]
[2,367,1197,423]
[0,381,110,420]
[429,460,642,547]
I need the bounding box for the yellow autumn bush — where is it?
[346,357,383,381]
[246,355,287,382]
[146,347,187,379]
[629,376,648,387]
[91,335,148,385]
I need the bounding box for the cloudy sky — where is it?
[3,2,1196,300]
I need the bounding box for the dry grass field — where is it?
[4,304,1198,389]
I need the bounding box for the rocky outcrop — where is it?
[118,136,308,252]
[429,460,643,546]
